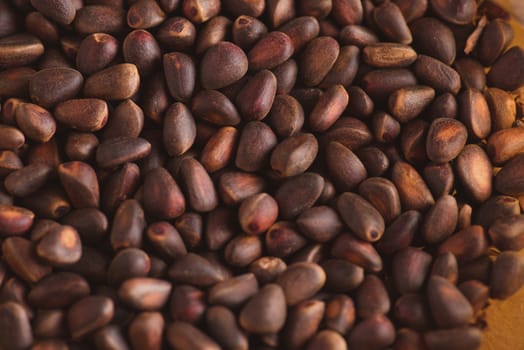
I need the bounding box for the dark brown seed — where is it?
[0,34,44,68]
[348,314,395,350]
[236,70,277,121]
[141,72,171,123]
[127,0,165,29]
[168,285,205,324]
[430,0,477,25]
[479,19,514,66]
[487,128,524,164]
[424,327,483,350]
[208,273,258,307]
[65,132,99,161]
[410,17,456,65]
[74,5,126,35]
[455,144,492,202]
[275,173,324,219]
[25,12,59,44]
[377,210,421,255]
[84,63,140,100]
[58,161,99,209]
[331,0,363,25]
[110,199,146,250]
[392,161,435,211]
[266,221,307,258]
[339,25,378,47]
[427,275,473,328]
[426,92,458,120]
[248,31,294,70]
[422,195,458,243]
[0,301,33,350]
[224,234,262,267]
[180,158,218,212]
[182,0,221,23]
[320,45,359,88]
[372,112,401,143]
[249,257,287,284]
[373,1,412,44]
[326,142,367,191]
[0,68,35,98]
[146,222,187,260]
[163,103,196,157]
[218,171,266,206]
[15,103,56,142]
[475,195,521,229]
[458,88,491,140]
[28,272,90,308]
[2,237,51,283]
[393,247,432,294]
[309,85,349,132]
[393,328,426,350]
[33,309,66,339]
[118,278,172,310]
[123,29,161,77]
[156,16,195,51]
[490,251,524,299]
[200,42,248,90]
[322,117,373,151]
[363,43,417,68]
[336,192,385,242]
[239,284,287,334]
[331,233,383,272]
[488,46,524,91]
[267,94,304,137]
[284,299,325,349]
[300,36,340,87]
[485,88,516,132]
[272,59,298,95]
[306,330,347,350]
[238,193,278,235]
[29,68,83,108]
[103,99,144,140]
[93,325,129,350]
[4,164,52,198]
[168,253,224,287]
[431,252,459,284]
[76,33,119,74]
[163,53,195,103]
[488,214,524,251]
[271,133,318,178]
[128,312,164,350]
[496,154,524,196]
[356,274,390,319]
[54,99,108,132]
[356,147,389,177]
[207,307,248,350]
[458,255,492,284]
[438,225,488,262]
[276,262,326,306]
[358,177,401,224]
[394,294,432,331]
[0,204,34,236]
[323,294,356,334]
[423,162,454,198]
[36,225,81,266]
[194,15,229,54]
[453,58,486,91]
[107,248,151,286]
[192,89,241,126]
[297,206,343,242]
[361,68,418,101]
[96,137,151,169]
[426,118,467,164]
[389,85,435,123]
[414,55,461,94]
[68,296,114,340]
[101,163,141,214]
[322,259,364,292]
[279,16,320,52]
[266,0,295,27]
[167,322,220,350]
[232,14,267,50]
